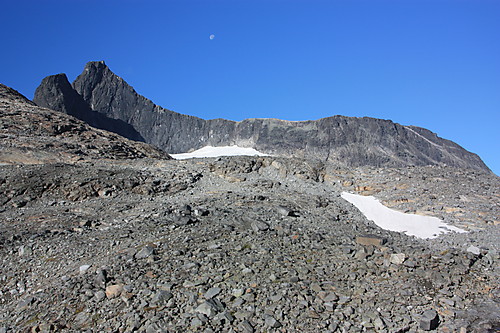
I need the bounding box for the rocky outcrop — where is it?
[0,83,170,164]
[34,61,491,171]
[33,74,144,142]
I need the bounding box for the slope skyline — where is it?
[1,0,499,174]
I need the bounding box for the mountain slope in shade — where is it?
[34,61,490,171]
[34,73,145,142]
[0,83,170,164]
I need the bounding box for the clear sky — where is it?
[1,0,499,174]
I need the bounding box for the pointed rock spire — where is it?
[34,73,90,119]
[72,60,112,102]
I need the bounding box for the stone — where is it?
[95,269,108,288]
[79,264,91,274]
[17,296,34,309]
[18,245,32,256]
[420,309,439,330]
[308,310,320,319]
[79,219,92,227]
[338,296,351,304]
[356,235,386,247]
[276,206,300,217]
[324,302,336,312]
[204,287,222,299]
[390,253,406,265]
[264,315,281,328]
[152,290,173,304]
[466,245,480,255]
[242,267,253,275]
[276,206,292,216]
[232,288,245,297]
[190,317,203,328]
[323,293,339,302]
[403,260,417,268]
[94,290,106,301]
[195,301,218,317]
[373,317,385,329]
[105,284,123,299]
[174,215,196,226]
[251,220,269,232]
[240,320,254,333]
[310,283,322,293]
[74,311,91,328]
[234,311,252,320]
[214,311,235,324]
[135,245,155,259]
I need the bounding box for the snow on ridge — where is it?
[170,145,268,160]
[341,192,467,239]
[404,126,441,148]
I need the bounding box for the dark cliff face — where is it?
[34,73,144,142]
[70,61,228,152]
[34,61,491,171]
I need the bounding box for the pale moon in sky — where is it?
[209,34,215,40]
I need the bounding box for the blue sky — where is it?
[1,0,499,174]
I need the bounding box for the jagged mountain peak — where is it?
[73,60,115,101]
[34,72,146,142]
[34,73,81,112]
[39,73,71,85]
[85,60,107,68]
[80,60,109,78]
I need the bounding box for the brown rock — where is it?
[105,284,123,299]
[356,235,386,247]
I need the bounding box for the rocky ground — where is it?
[0,83,168,165]
[327,164,500,253]
[0,156,498,332]
[0,83,499,332]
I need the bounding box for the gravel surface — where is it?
[1,156,498,332]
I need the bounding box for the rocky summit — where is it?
[34,61,490,171]
[1,82,499,332]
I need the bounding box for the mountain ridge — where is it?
[34,61,491,172]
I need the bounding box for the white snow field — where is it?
[170,145,268,160]
[341,192,467,239]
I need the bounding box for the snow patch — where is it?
[404,126,441,148]
[171,145,268,160]
[341,192,467,239]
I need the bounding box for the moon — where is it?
[209,34,215,40]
